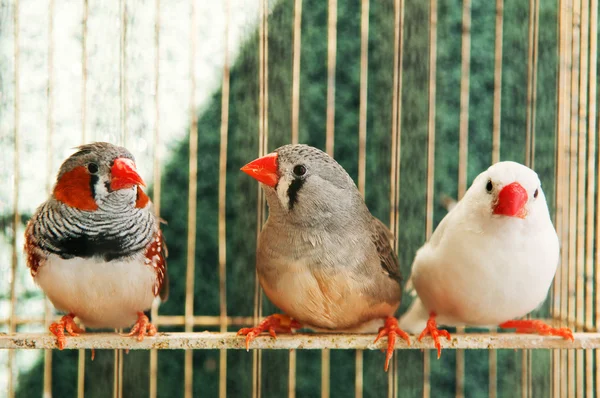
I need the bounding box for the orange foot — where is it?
[500,320,574,341]
[237,314,302,351]
[126,312,157,341]
[374,316,410,372]
[49,313,85,350]
[418,312,451,359]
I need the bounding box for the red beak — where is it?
[110,158,145,190]
[493,182,528,218]
[241,152,279,187]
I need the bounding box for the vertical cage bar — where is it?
[491,0,503,165]
[149,0,161,395]
[352,2,370,395]
[44,0,55,395]
[325,0,337,156]
[354,351,363,398]
[561,0,573,395]
[289,0,301,394]
[567,0,580,395]
[81,0,88,143]
[587,0,598,394]
[575,0,589,396]
[218,1,231,397]
[253,1,269,396]
[389,0,404,267]
[120,0,128,145]
[291,0,302,145]
[457,0,471,200]
[389,0,404,397]
[455,1,471,396]
[185,0,198,396]
[8,1,20,397]
[357,0,369,195]
[114,1,129,396]
[553,0,569,395]
[423,0,437,395]
[321,350,330,398]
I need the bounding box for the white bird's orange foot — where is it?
[374,316,410,372]
[49,313,85,350]
[500,320,574,341]
[126,312,157,341]
[418,312,451,359]
[237,314,302,351]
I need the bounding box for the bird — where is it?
[398,161,573,358]
[237,144,409,371]
[24,142,167,350]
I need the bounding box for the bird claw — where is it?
[125,312,157,342]
[237,314,301,351]
[417,312,451,359]
[49,313,84,350]
[373,317,410,372]
[499,320,574,341]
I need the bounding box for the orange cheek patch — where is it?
[135,186,150,208]
[53,166,98,211]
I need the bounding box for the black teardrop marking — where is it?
[89,174,98,199]
[287,178,304,210]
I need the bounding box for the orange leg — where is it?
[237,314,301,351]
[374,316,410,372]
[49,313,85,350]
[126,312,158,341]
[500,319,574,341]
[417,312,451,359]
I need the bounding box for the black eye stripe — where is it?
[287,178,304,210]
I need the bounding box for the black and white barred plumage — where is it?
[25,142,167,333]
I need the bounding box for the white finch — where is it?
[238,144,409,371]
[24,142,167,349]
[399,161,573,357]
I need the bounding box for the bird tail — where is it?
[398,297,429,334]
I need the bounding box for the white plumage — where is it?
[399,161,560,334]
[36,253,157,329]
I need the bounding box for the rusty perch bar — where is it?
[0,333,597,351]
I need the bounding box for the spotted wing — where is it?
[145,229,169,301]
[24,219,47,277]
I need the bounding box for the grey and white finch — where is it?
[399,161,573,357]
[238,144,409,371]
[24,142,167,350]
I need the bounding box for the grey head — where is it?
[241,144,369,228]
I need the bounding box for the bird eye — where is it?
[293,165,307,177]
[87,163,99,174]
[486,180,493,193]
[534,188,539,199]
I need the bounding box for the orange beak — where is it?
[240,152,279,187]
[493,182,528,218]
[110,158,145,190]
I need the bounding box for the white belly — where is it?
[412,240,557,327]
[35,253,157,329]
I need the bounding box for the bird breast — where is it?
[35,253,157,329]
[411,219,559,326]
[256,225,398,331]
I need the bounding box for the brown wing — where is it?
[24,219,46,277]
[371,217,402,283]
[145,229,169,301]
